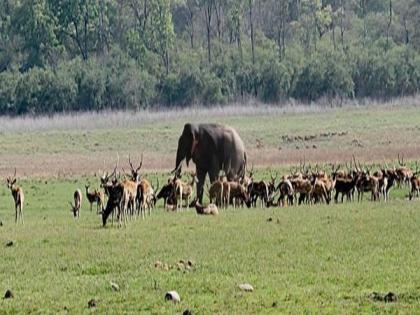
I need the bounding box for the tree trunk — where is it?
[205,2,213,64]
[386,0,392,50]
[249,0,255,65]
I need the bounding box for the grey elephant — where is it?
[173,123,247,203]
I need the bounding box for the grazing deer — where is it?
[248,180,269,207]
[156,178,174,209]
[6,169,24,224]
[195,201,219,215]
[69,189,82,218]
[227,181,251,208]
[277,177,294,207]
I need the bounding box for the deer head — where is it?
[127,154,143,182]
[6,168,17,189]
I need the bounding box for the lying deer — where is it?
[195,201,219,215]
[6,169,24,224]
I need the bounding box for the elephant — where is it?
[173,123,247,203]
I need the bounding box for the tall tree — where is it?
[50,0,100,60]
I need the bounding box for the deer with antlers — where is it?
[69,189,82,218]
[101,156,139,226]
[395,154,413,187]
[124,154,154,219]
[6,169,24,224]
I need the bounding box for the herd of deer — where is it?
[4,154,420,226]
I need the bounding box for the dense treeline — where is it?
[0,0,420,115]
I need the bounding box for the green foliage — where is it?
[0,0,420,114]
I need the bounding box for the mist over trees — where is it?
[0,0,420,115]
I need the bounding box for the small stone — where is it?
[272,301,277,307]
[4,289,14,299]
[87,299,97,308]
[176,262,185,270]
[239,283,254,292]
[165,290,181,303]
[6,241,14,247]
[110,281,120,291]
[267,217,273,222]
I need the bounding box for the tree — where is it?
[50,0,100,60]
[15,0,61,68]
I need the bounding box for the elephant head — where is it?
[173,123,199,174]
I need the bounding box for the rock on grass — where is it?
[4,290,14,299]
[110,281,120,291]
[239,283,254,292]
[87,299,97,308]
[165,291,180,303]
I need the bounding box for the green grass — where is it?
[1,173,420,314]
[1,105,420,156]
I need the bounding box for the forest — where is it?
[0,0,419,115]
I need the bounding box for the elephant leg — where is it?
[196,168,207,204]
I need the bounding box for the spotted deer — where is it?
[171,172,197,212]
[6,169,24,224]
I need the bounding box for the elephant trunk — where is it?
[173,148,185,174]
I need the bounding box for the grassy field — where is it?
[1,172,420,314]
[1,104,420,313]
[1,104,420,177]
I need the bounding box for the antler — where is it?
[136,153,143,172]
[398,153,405,166]
[128,154,137,173]
[156,176,160,191]
[249,163,254,177]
